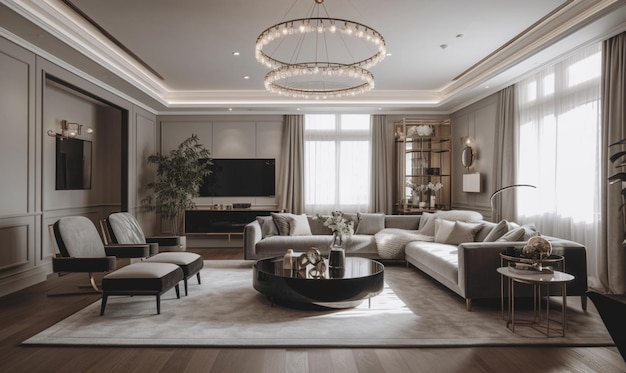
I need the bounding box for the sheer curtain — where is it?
[304,114,371,215]
[515,43,602,283]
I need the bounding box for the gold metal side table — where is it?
[497,266,574,336]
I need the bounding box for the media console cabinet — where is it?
[184,209,279,240]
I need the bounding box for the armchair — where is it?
[51,216,152,293]
[104,212,203,295]
[102,212,184,252]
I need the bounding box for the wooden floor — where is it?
[1,248,624,373]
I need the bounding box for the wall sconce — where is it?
[460,137,475,168]
[47,120,93,139]
[461,136,481,192]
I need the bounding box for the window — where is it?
[515,43,601,275]
[304,114,371,214]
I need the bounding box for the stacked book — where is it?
[508,262,554,274]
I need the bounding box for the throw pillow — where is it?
[435,219,484,245]
[482,219,509,242]
[288,214,312,236]
[355,213,385,235]
[433,218,455,243]
[271,212,293,236]
[497,226,525,242]
[521,223,539,240]
[256,216,278,238]
[417,212,437,236]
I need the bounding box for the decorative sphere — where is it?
[521,236,552,259]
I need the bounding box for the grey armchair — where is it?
[103,212,203,295]
[51,216,153,293]
[102,212,184,253]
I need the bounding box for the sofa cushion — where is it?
[405,241,459,287]
[307,217,332,235]
[497,226,525,241]
[355,213,385,235]
[434,210,483,222]
[434,219,483,245]
[384,215,420,230]
[374,228,433,259]
[254,234,377,258]
[520,223,540,240]
[497,223,539,242]
[257,216,279,238]
[271,213,292,235]
[288,214,312,236]
[417,212,437,236]
[482,219,509,242]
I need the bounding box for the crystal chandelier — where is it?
[255,0,386,99]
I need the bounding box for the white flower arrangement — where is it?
[407,125,434,137]
[428,182,443,192]
[313,211,354,236]
[406,181,428,194]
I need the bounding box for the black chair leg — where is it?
[196,272,201,284]
[156,294,161,314]
[100,295,108,316]
[184,279,188,296]
[175,284,181,299]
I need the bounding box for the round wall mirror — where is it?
[461,146,474,168]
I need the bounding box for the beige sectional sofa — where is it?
[243,210,588,311]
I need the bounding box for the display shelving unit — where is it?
[394,118,451,214]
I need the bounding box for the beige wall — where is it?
[450,93,499,220]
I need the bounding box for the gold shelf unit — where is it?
[394,118,451,214]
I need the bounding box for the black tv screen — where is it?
[199,158,276,197]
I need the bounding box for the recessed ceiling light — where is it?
[386,53,392,57]
[228,108,233,111]
[485,85,490,89]
[440,44,448,50]
[456,34,463,38]
[232,52,240,56]
[243,75,250,80]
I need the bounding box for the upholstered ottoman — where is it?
[100,262,183,315]
[144,252,204,296]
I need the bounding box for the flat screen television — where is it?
[199,158,275,197]
[55,137,92,190]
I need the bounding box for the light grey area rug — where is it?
[24,260,612,347]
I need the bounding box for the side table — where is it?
[497,266,574,336]
[499,252,565,318]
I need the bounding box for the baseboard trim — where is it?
[0,266,49,297]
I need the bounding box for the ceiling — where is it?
[1,0,625,115]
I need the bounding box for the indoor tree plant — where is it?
[142,134,211,235]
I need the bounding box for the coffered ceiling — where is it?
[1,0,625,114]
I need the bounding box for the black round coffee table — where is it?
[253,256,384,309]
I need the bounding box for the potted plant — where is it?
[142,134,212,236]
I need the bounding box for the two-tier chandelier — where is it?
[255,0,386,99]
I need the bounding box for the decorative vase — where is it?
[430,195,436,208]
[329,231,346,269]
[412,195,420,207]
